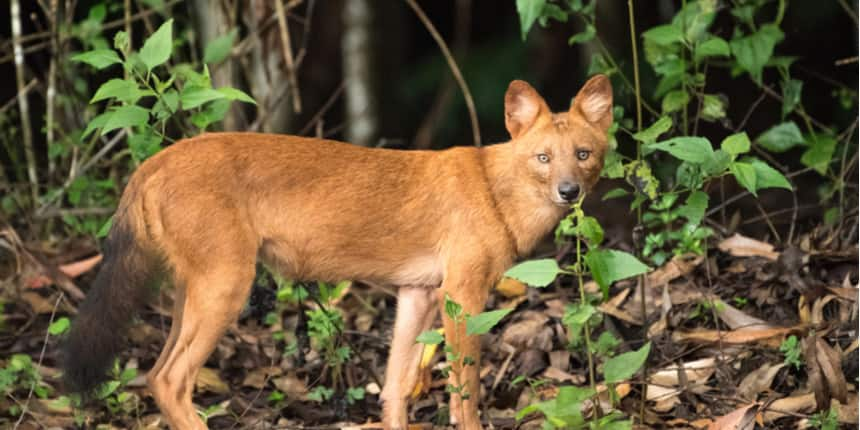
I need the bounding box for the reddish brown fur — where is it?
[63,76,612,429]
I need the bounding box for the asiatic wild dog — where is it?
[63,75,612,429]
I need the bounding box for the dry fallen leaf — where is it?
[737,362,785,401]
[715,300,772,330]
[501,311,552,351]
[195,366,230,394]
[761,393,816,423]
[803,335,848,409]
[717,234,779,260]
[708,403,758,430]
[672,327,796,347]
[496,277,527,298]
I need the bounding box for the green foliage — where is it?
[416,330,444,345]
[584,250,649,298]
[466,308,513,336]
[504,259,563,288]
[780,335,803,370]
[808,406,840,430]
[603,342,651,384]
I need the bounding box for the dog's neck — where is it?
[480,142,568,258]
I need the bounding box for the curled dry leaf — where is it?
[737,362,786,401]
[672,327,796,347]
[500,311,552,351]
[803,335,848,409]
[647,357,718,412]
[761,393,816,423]
[195,366,230,394]
[715,300,772,330]
[717,234,779,261]
[707,403,758,430]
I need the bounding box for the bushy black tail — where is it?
[62,215,157,396]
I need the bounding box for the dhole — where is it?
[63,75,612,429]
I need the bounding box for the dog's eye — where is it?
[537,153,550,163]
[576,150,590,161]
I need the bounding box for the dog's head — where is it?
[504,75,613,206]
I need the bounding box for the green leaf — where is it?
[602,188,629,200]
[180,86,225,110]
[721,132,751,157]
[48,317,70,335]
[101,105,149,135]
[90,79,142,104]
[71,49,122,69]
[781,79,802,118]
[82,111,111,139]
[801,134,837,175]
[730,161,757,196]
[444,294,462,319]
[748,158,792,191]
[584,250,649,298]
[97,217,113,238]
[730,24,784,83]
[416,330,443,345]
[568,24,596,45]
[642,24,684,46]
[466,308,513,336]
[516,0,546,40]
[677,191,708,225]
[216,87,257,104]
[128,132,162,162]
[694,37,730,62]
[203,29,237,64]
[504,259,562,288]
[139,19,173,71]
[662,90,689,113]
[644,136,713,164]
[755,121,805,153]
[604,342,651,383]
[632,116,672,144]
[700,94,726,121]
[576,215,604,246]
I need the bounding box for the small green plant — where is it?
[0,354,51,416]
[308,386,334,403]
[808,405,839,430]
[780,335,803,370]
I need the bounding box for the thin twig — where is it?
[0,77,37,115]
[298,82,346,136]
[13,292,63,430]
[275,0,303,113]
[11,0,38,208]
[46,0,59,176]
[405,0,481,147]
[837,0,858,26]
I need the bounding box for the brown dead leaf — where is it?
[195,367,229,394]
[496,277,527,298]
[271,373,309,399]
[805,336,848,408]
[826,286,858,301]
[708,403,758,430]
[501,311,552,351]
[648,254,703,286]
[715,300,772,330]
[672,327,796,347]
[737,362,785,400]
[718,234,779,260]
[833,393,859,423]
[761,393,816,422]
[241,366,283,389]
[20,291,57,314]
[647,357,718,412]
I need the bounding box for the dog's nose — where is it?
[558,182,581,202]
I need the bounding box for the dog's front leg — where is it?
[381,286,439,430]
[439,268,490,430]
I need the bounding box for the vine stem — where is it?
[626,0,649,424]
[573,208,600,418]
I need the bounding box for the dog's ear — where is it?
[505,80,550,139]
[571,74,613,131]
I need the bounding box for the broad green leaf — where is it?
[644,136,713,164]
[632,116,672,144]
[140,19,173,71]
[97,217,113,238]
[48,317,70,335]
[677,191,708,225]
[466,308,513,335]
[604,342,651,383]
[71,49,122,69]
[801,134,837,175]
[191,98,231,130]
[576,215,604,246]
[721,132,751,157]
[662,90,689,113]
[730,24,784,83]
[444,294,462,319]
[673,0,716,43]
[216,87,257,104]
[90,78,142,104]
[748,158,792,191]
[694,37,730,62]
[504,259,562,288]
[781,79,802,118]
[568,24,596,45]
[702,149,732,176]
[128,132,162,162]
[416,330,443,345]
[180,86,225,110]
[101,105,149,135]
[203,29,237,64]
[82,111,111,138]
[730,161,757,196]
[642,24,684,46]
[96,380,121,399]
[700,94,726,121]
[755,121,804,153]
[584,250,649,297]
[602,188,629,200]
[516,0,546,40]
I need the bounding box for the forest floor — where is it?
[0,217,857,429]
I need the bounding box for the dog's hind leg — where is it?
[381,286,439,430]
